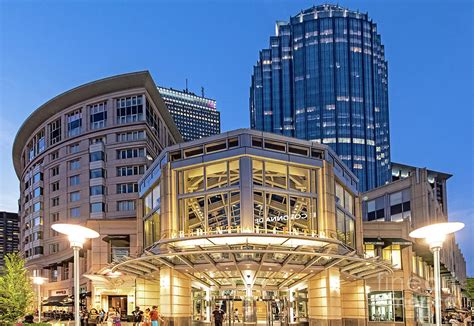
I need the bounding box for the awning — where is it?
[42,295,73,307]
[104,232,394,290]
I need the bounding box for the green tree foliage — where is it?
[0,252,34,323]
[466,277,474,300]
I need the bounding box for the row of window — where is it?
[366,189,411,222]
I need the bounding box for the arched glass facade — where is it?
[250,4,390,191]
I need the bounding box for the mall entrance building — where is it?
[103,129,393,325]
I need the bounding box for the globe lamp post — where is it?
[52,224,99,326]
[409,222,464,326]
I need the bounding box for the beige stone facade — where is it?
[13,71,182,315]
[103,129,392,325]
[362,163,468,325]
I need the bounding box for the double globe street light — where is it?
[51,223,99,326]
[409,222,464,326]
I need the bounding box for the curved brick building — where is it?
[13,71,182,311]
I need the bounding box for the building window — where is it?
[117,200,135,211]
[50,150,59,161]
[90,202,105,213]
[70,191,80,202]
[49,243,59,254]
[32,216,43,227]
[48,119,62,146]
[144,212,160,248]
[33,172,43,184]
[51,197,59,207]
[382,245,402,269]
[336,209,355,247]
[144,183,161,215]
[70,207,80,218]
[50,267,58,282]
[364,244,376,258]
[116,183,138,194]
[69,175,80,186]
[69,143,80,154]
[89,102,107,129]
[33,202,42,212]
[116,95,143,124]
[62,264,69,280]
[116,165,145,177]
[67,109,82,137]
[389,189,411,222]
[367,197,385,221]
[90,168,105,179]
[33,187,43,198]
[109,237,130,263]
[51,181,59,192]
[414,295,431,323]
[116,148,145,159]
[50,165,59,177]
[90,151,105,162]
[368,291,404,322]
[116,130,145,142]
[90,136,106,144]
[335,182,354,214]
[90,185,105,196]
[51,212,59,222]
[69,159,80,170]
[27,129,45,161]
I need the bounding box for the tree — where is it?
[0,252,34,323]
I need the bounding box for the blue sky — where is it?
[0,0,472,274]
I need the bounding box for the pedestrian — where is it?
[233,308,240,322]
[133,306,144,326]
[143,308,151,326]
[150,305,164,326]
[212,305,225,326]
[105,307,118,326]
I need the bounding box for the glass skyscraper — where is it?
[158,87,220,142]
[250,4,390,191]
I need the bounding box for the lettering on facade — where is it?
[254,213,308,225]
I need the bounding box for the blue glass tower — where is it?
[250,5,390,191]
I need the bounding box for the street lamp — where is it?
[32,276,46,323]
[52,223,99,326]
[409,222,464,326]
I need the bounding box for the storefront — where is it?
[99,130,393,325]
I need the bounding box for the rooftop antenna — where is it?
[201,87,205,98]
[185,78,188,93]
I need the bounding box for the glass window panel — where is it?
[229,192,240,228]
[335,183,344,206]
[289,196,309,233]
[182,167,204,193]
[144,192,153,215]
[367,200,375,212]
[206,162,228,190]
[390,191,402,205]
[229,160,240,186]
[254,191,265,228]
[266,192,288,231]
[336,209,345,243]
[344,189,354,214]
[265,162,287,189]
[289,166,309,192]
[152,184,160,208]
[345,217,355,247]
[391,245,401,269]
[252,160,263,186]
[183,196,205,233]
[207,193,228,230]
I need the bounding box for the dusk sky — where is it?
[0,0,472,274]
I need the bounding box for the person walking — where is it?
[212,305,225,326]
[233,308,240,322]
[150,305,164,326]
[143,308,151,326]
[132,306,144,326]
[105,307,119,326]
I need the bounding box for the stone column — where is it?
[341,280,366,326]
[135,278,160,309]
[308,268,342,326]
[160,267,192,326]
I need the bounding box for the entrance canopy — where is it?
[107,233,393,290]
[42,295,73,307]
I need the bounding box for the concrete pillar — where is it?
[341,280,366,326]
[160,267,191,326]
[308,268,342,326]
[135,278,160,310]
